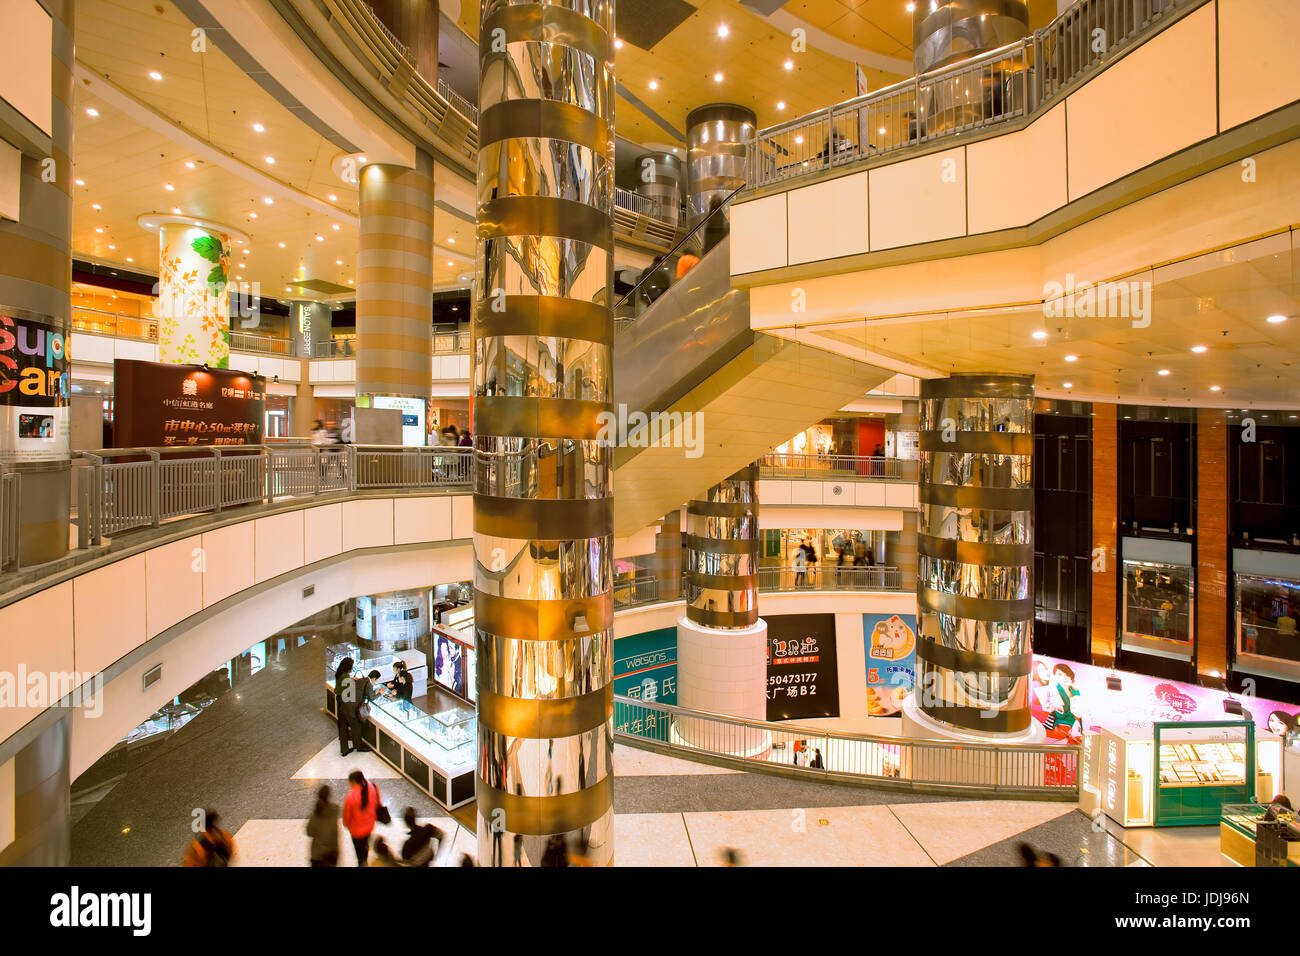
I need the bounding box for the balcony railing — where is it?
[228,329,293,356]
[613,564,905,610]
[760,452,917,481]
[614,696,1080,799]
[313,333,470,358]
[432,330,471,355]
[746,0,1192,191]
[71,307,158,342]
[76,445,473,546]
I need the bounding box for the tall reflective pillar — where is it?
[0,0,74,569]
[474,0,616,867]
[357,151,435,441]
[0,715,71,866]
[677,465,768,750]
[913,374,1035,737]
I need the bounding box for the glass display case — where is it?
[1220,803,1300,867]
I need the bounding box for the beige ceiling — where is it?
[798,236,1300,408]
[71,0,475,298]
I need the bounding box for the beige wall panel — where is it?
[787,171,869,265]
[966,104,1067,233]
[868,147,966,251]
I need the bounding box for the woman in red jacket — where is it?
[342,770,381,866]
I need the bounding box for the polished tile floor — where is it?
[69,635,1229,867]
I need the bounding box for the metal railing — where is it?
[314,333,470,359]
[228,329,292,356]
[432,330,471,355]
[760,452,917,481]
[71,307,158,342]
[613,564,906,610]
[747,0,1191,190]
[0,473,19,573]
[613,695,1080,799]
[613,187,677,223]
[76,445,472,546]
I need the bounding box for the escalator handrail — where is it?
[614,183,747,312]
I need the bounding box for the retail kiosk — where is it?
[1094,719,1283,827]
[324,643,475,810]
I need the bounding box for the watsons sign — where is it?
[0,311,69,404]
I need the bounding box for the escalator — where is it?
[610,199,893,536]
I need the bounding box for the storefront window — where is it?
[1237,573,1300,664]
[1123,560,1193,645]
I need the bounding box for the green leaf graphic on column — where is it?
[192,235,224,262]
[207,264,228,291]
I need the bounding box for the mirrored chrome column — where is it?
[685,104,755,231]
[917,375,1034,734]
[475,0,616,867]
[685,465,759,628]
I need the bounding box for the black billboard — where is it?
[766,613,840,720]
[113,359,265,448]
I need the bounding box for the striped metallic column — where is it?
[913,374,1036,737]
[356,149,435,420]
[0,0,74,571]
[474,0,616,867]
[677,465,768,749]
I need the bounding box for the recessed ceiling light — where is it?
[1157,369,1171,376]
[328,194,338,202]
[149,71,163,81]
[91,203,101,211]
[713,72,723,83]
[717,24,729,38]
[1032,330,1047,340]
[447,260,454,266]
[1190,345,1207,353]
[265,156,275,165]
[242,249,250,255]
[185,161,196,169]
[264,197,274,205]
[336,259,343,265]
[278,242,286,248]
[1064,354,1077,362]
[331,223,340,231]
[1266,314,1287,324]
[316,235,324,242]
[878,126,887,135]
[794,135,803,144]
[784,60,794,71]
[1210,385,1222,392]
[171,207,182,214]
[75,179,85,186]
[357,156,367,164]
[85,107,99,117]
[126,257,134,263]
[252,123,265,133]
[906,2,916,11]
[249,212,258,219]
[164,183,174,191]
[1063,382,1073,388]
[447,237,455,244]
[108,244,116,250]
[347,279,354,285]
[776,101,785,111]
[649,79,658,91]
[95,227,103,234]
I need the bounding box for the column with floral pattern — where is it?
[156,224,231,367]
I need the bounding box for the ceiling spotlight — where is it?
[1266,314,1287,324]
[784,60,794,71]
[1191,345,1207,353]
[357,156,367,164]
[75,179,85,186]
[249,211,258,219]
[95,227,103,234]
[242,249,250,256]
[878,126,887,135]
[1064,354,1077,362]
[906,2,916,11]
[185,161,196,169]
[108,244,116,250]
[315,235,325,242]
[164,183,174,191]
[777,101,786,111]
[1063,382,1073,388]
[91,203,101,211]
[278,242,286,248]
[264,197,274,205]
[331,223,340,231]
[649,79,658,91]
[126,257,134,263]
[794,135,804,144]
[713,72,724,83]
[171,207,182,214]
[149,71,163,81]
[252,122,265,133]
[1032,330,1047,340]
[336,259,343,265]
[85,107,99,117]
[1210,385,1222,392]
[447,237,456,244]
[1157,369,1171,376]
[447,260,454,267]
[265,156,276,165]
[717,24,729,38]
[328,194,338,202]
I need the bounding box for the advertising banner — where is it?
[433,627,475,703]
[864,613,917,717]
[113,359,265,448]
[766,613,839,720]
[613,628,677,743]
[0,309,70,461]
[1030,653,1300,744]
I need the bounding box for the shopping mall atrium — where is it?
[0,0,1298,881]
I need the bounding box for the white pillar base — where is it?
[674,615,768,753]
[901,692,1046,745]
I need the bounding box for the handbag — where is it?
[374,785,391,825]
[358,701,371,721]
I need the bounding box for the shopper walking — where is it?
[793,546,807,588]
[400,807,444,867]
[343,770,381,866]
[181,809,234,867]
[334,657,366,756]
[306,785,341,867]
